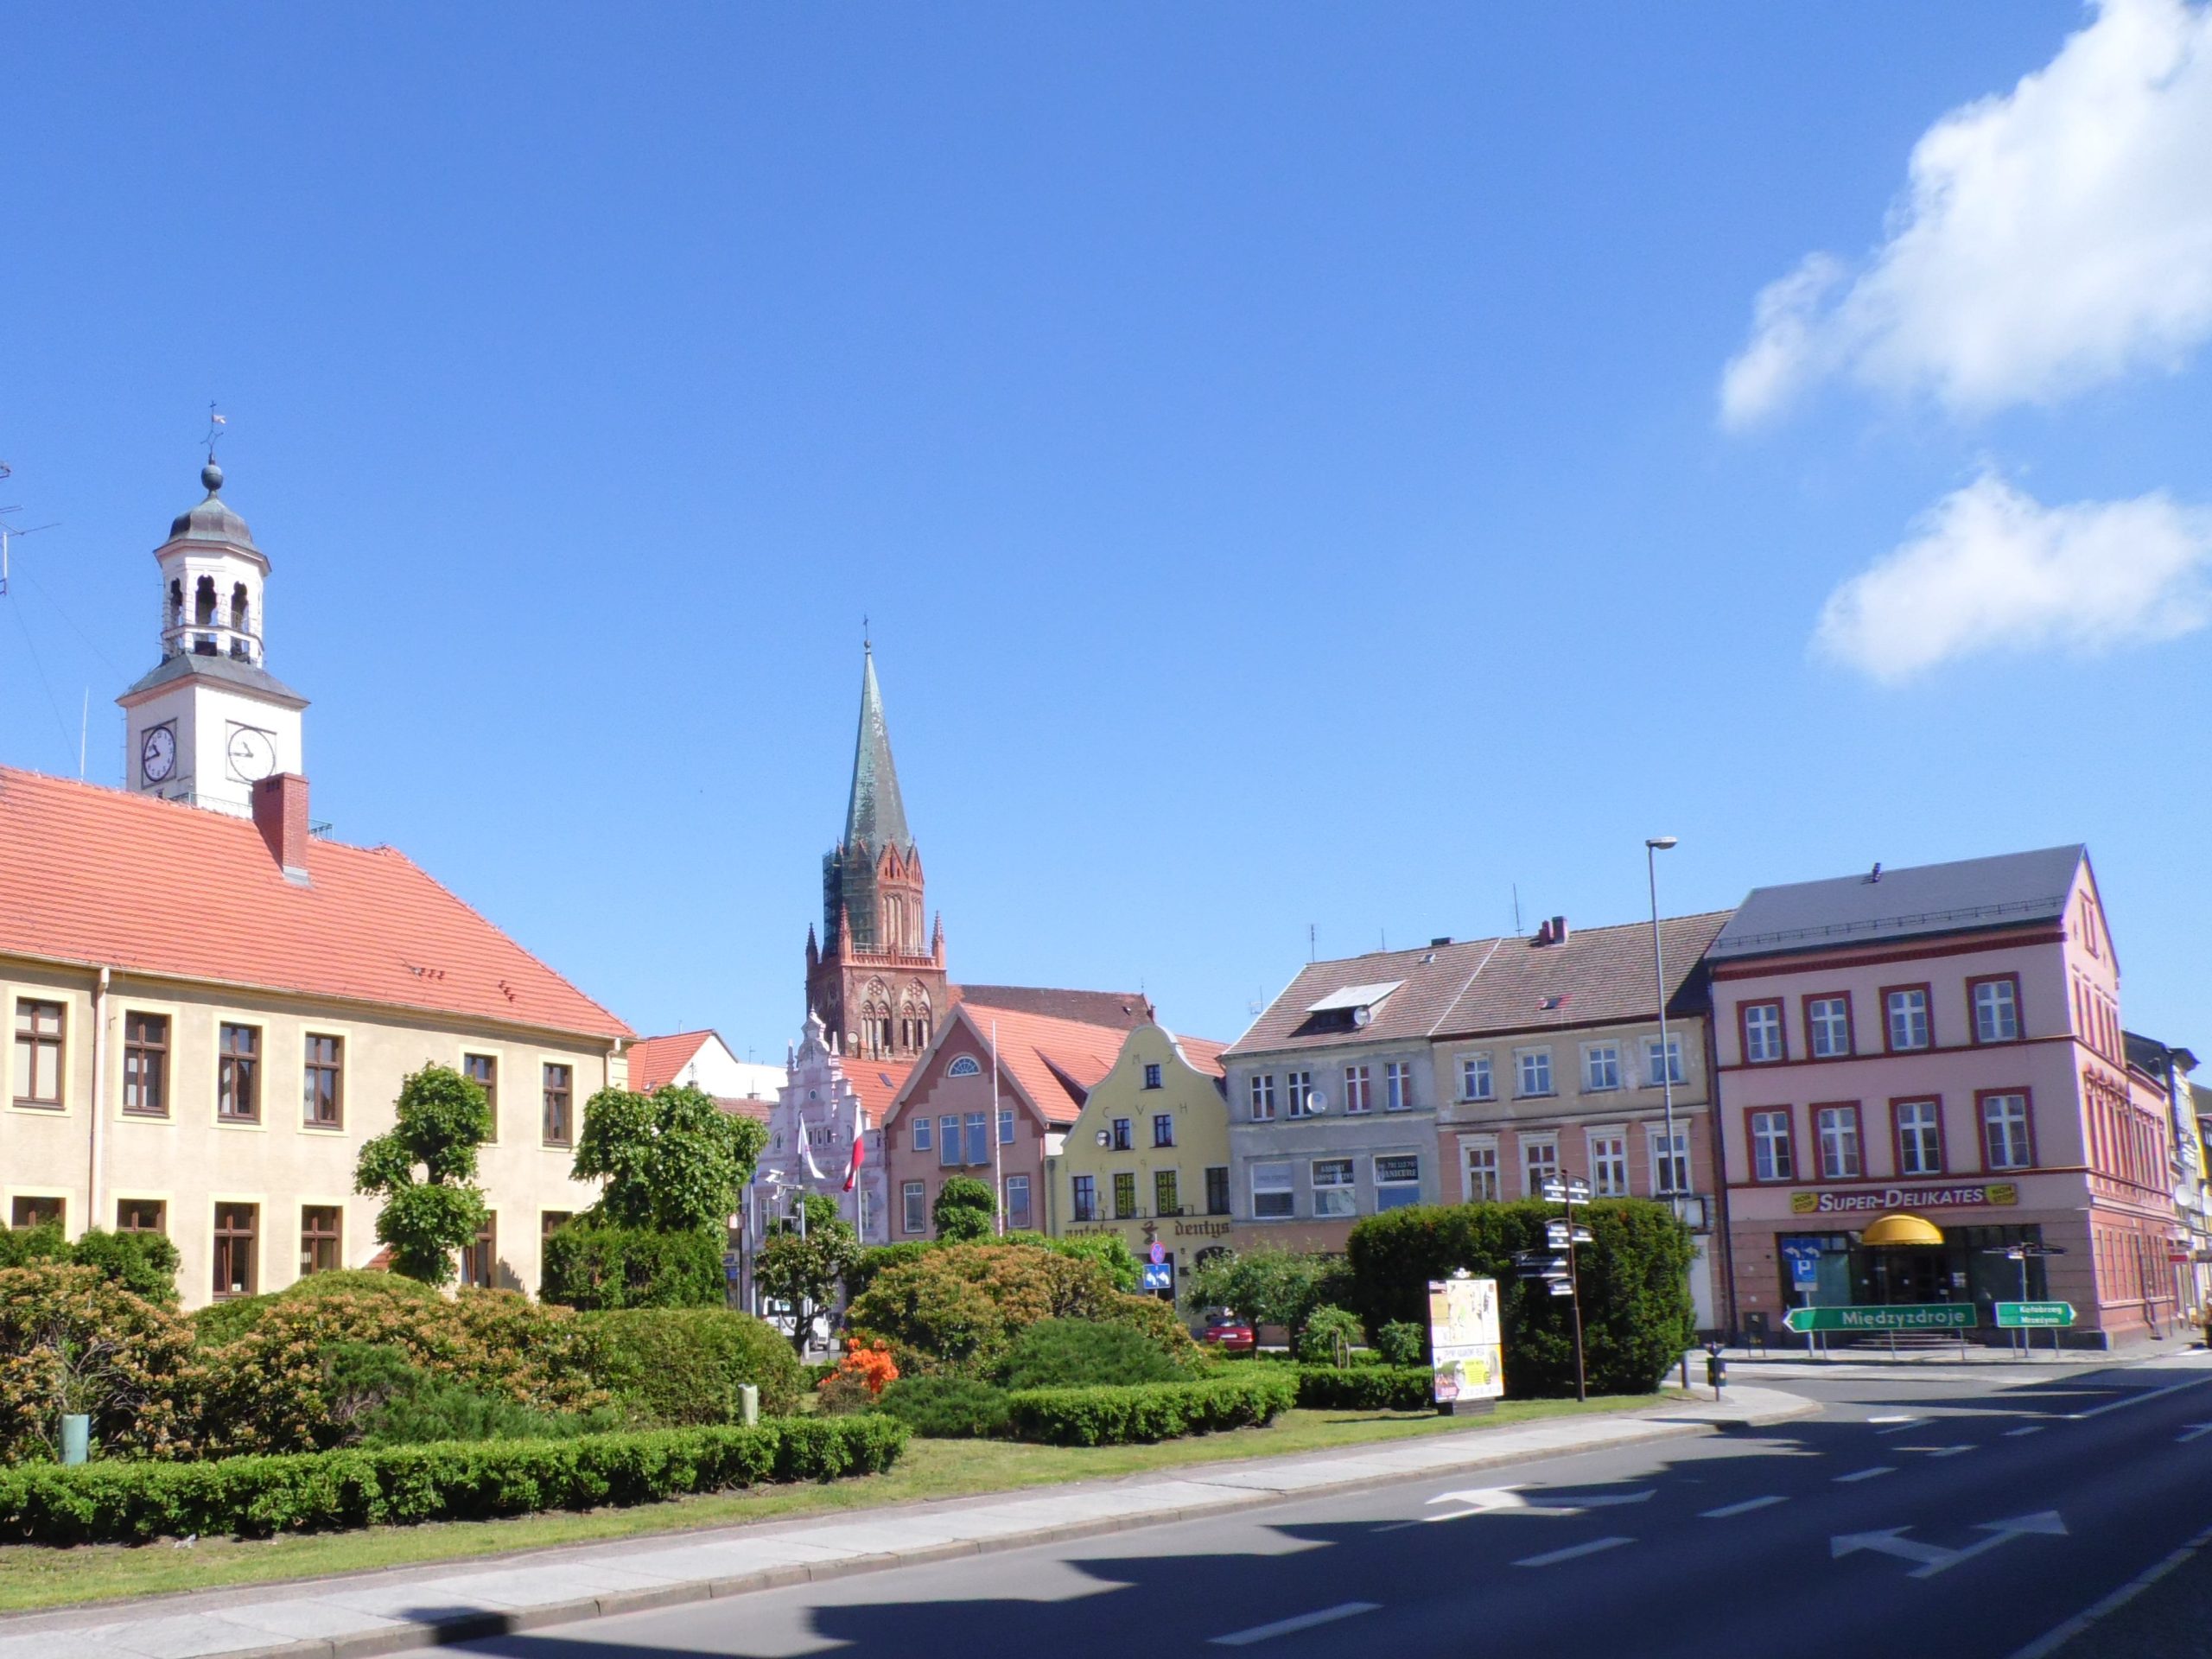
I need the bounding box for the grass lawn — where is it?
[0,1393,1676,1613]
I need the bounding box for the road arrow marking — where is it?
[2176,1423,2212,1443]
[1831,1512,2067,1580]
[1834,1465,1895,1483]
[1515,1535,1634,1568]
[1211,1603,1380,1645]
[1701,1496,1788,1519]
[1833,1529,1954,1569]
[1424,1486,1651,1521]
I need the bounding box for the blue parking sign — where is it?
[1781,1242,1821,1289]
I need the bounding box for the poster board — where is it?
[1427,1273,1504,1407]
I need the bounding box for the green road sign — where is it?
[1783,1303,1974,1334]
[1994,1300,2076,1328]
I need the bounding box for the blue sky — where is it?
[3,3,2208,1059]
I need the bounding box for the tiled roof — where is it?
[715,1095,775,1125]
[1226,938,1505,1057]
[846,1059,915,1128]
[1434,912,1734,1037]
[0,766,629,1040]
[1167,1032,1229,1078]
[952,984,1153,1029]
[1710,845,2086,960]
[907,1004,1128,1127]
[627,1031,716,1092]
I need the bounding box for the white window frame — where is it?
[1374,1154,1421,1210]
[1003,1174,1031,1230]
[1249,1073,1276,1122]
[1459,1053,1493,1102]
[1897,1099,1942,1176]
[1643,1035,1684,1087]
[1983,1094,2032,1170]
[1521,1134,1560,1197]
[1808,996,1851,1058]
[1584,1043,1622,1092]
[912,1116,932,1152]
[1461,1135,1501,1203]
[1311,1157,1357,1217]
[1286,1070,1314,1117]
[1384,1060,1414,1112]
[900,1180,926,1236]
[998,1108,1015,1145]
[1816,1104,1862,1180]
[1344,1065,1372,1114]
[1516,1048,1554,1098]
[1751,1109,1794,1182]
[1744,1002,1784,1064]
[1648,1125,1689,1197]
[1887,988,1931,1052]
[1587,1130,1628,1197]
[1251,1161,1295,1218]
[1974,980,2019,1043]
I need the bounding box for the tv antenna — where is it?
[0,464,62,598]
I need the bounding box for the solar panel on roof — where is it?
[1305,980,1404,1014]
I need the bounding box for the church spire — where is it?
[842,643,912,858]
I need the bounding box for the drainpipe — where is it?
[87,967,111,1238]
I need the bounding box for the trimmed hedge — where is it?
[873,1376,1011,1439]
[1294,1365,1435,1411]
[0,1414,908,1545]
[540,1223,726,1311]
[1005,1372,1296,1446]
[584,1307,804,1424]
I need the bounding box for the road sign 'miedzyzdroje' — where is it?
[1782,1303,1974,1334]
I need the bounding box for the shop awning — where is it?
[1860,1212,1945,1247]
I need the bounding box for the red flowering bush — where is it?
[816,1338,899,1414]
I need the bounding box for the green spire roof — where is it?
[842,645,912,857]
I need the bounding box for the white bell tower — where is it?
[117,459,307,817]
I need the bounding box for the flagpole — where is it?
[991,1020,1003,1236]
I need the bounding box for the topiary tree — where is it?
[931,1176,996,1242]
[572,1083,767,1235]
[353,1064,492,1285]
[754,1193,860,1355]
[540,1220,726,1310]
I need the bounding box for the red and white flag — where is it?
[844,1110,866,1192]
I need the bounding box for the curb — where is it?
[90,1394,1816,1659]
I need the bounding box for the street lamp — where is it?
[1646,836,1681,1220]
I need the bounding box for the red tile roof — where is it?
[846,1058,915,1128]
[627,1030,717,1092]
[1167,1033,1229,1078]
[0,766,630,1040]
[941,1004,1128,1126]
[952,984,1153,1028]
[715,1095,774,1125]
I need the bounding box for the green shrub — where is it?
[189,1271,442,1350]
[0,1415,909,1544]
[931,1177,996,1242]
[996,1319,1186,1390]
[321,1343,622,1447]
[1182,1249,1347,1341]
[873,1376,1011,1439]
[0,1224,181,1307]
[1294,1306,1363,1366]
[1004,1373,1296,1446]
[1003,1232,1141,1293]
[583,1306,804,1424]
[540,1223,726,1311]
[1294,1364,1434,1411]
[1344,1199,1694,1397]
[0,1224,67,1270]
[0,1266,195,1463]
[1371,1320,1427,1368]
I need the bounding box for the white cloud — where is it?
[1814,474,2212,680]
[1722,0,2212,426]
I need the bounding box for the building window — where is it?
[1344,1065,1372,1113]
[1069,1175,1097,1224]
[1807,996,1853,1058]
[1155,1169,1180,1216]
[1743,1001,1785,1064]
[303,1034,344,1128]
[1896,1099,1943,1176]
[963,1112,988,1166]
[1153,1113,1175,1147]
[1252,1162,1294,1218]
[1750,1109,1795,1182]
[1249,1074,1276,1121]
[463,1053,498,1141]
[1590,1134,1628,1197]
[1971,977,2022,1044]
[1885,988,1931,1052]
[12,1000,64,1107]
[938,1116,959,1167]
[460,1214,496,1287]
[1649,1127,1689,1197]
[1379,1061,1411,1111]
[1375,1155,1421,1210]
[913,1116,932,1152]
[1982,1093,2033,1170]
[1312,1158,1357,1217]
[1463,1138,1501,1203]
[1286,1071,1314,1117]
[999,1108,1016,1145]
[213,1202,257,1300]
[1142,1062,1163,1090]
[1585,1045,1622,1092]
[1815,1104,1862,1180]
[1109,1116,1133,1151]
[1516,1050,1553,1097]
[1643,1036,1684,1087]
[116,1198,165,1235]
[542,1211,572,1243]
[947,1055,982,1078]
[1005,1174,1032,1230]
[903,1180,928,1234]
[1521,1135,1560,1197]
[122,1013,168,1116]
[10,1196,62,1230]
[300,1205,342,1276]
[1205,1166,1230,1215]
[1460,1054,1493,1101]
[1113,1171,1138,1220]
[543,1063,573,1147]
[218,1023,261,1122]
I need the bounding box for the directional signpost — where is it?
[1525,1175,1593,1402]
[1783,1304,1975,1334]
[1993,1300,2074,1328]
[1985,1243,2069,1357]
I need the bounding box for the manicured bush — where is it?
[321,1343,624,1447]
[540,1222,726,1311]
[0,1415,909,1544]
[1344,1199,1694,1398]
[1294,1306,1363,1366]
[0,1266,195,1463]
[844,1243,934,1300]
[1004,1373,1296,1446]
[188,1270,442,1350]
[1003,1232,1142,1293]
[874,1376,1012,1439]
[1294,1365,1434,1411]
[0,1224,181,1308]
[996,1319,1185,1390]
[1371,1320,1427,1368]
[584,1307,804,1424]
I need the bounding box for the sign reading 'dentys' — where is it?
[1790,1183,2018,1216]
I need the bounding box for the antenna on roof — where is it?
[0,461,61,600]
[1308,923,1316,963]
[1511,883,1522,935]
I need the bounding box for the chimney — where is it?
[1552,914,1570,944]
[1430,936,1452,948]
[252,773,312,884]
[1535,919,1554,946]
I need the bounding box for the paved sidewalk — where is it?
[0,1387,1810,1659]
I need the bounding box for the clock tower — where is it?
[117,460,307,817]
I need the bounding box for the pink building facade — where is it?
[1712,847,2182,1349]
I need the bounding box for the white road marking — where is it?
[2176,1422,2212,1443]
[1834,1512,2066,1580]
[1867,1414,1917,1425]
[1421,1485,1651,1521]
[2066,1375,2212,1421]
[1897,1445,1975,1459]
[1211,1603,1382,1646]
[2006,1523,2212,1659]
[1514,1535,1635,1568]
[1701,1495,1789,1518]
[2005,1425,2046,1437]
[1834,1465,1895,1483]
[1873,1421,1922,1435]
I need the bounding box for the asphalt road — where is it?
[402,1353,2212,1659]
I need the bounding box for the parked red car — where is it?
[1200,1311,1255,1353]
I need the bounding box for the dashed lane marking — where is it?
[1211,1603,1382,1646]
[1834,1465,1896,1484]
[1701,1496,1789,1518]
[2005,1426,2046,1438]
[1515,1536,1635,1568]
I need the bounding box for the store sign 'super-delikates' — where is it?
[1789,1182,2018,1217]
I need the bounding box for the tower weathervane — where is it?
[204,403,226,463]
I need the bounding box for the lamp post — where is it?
[1646,836,1680,1219]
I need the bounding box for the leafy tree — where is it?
[754,1192,860,1355]
[354,1065,491,1285]
[931,1176,996,1242]
[570,1084,767,1234]
[1183,1247,1343,1338]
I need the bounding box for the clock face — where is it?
[140,725,176,784]
[226,725,278,783]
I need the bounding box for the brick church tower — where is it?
[805,645,948,1060]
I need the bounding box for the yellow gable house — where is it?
[1046,1022,1230,1311]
